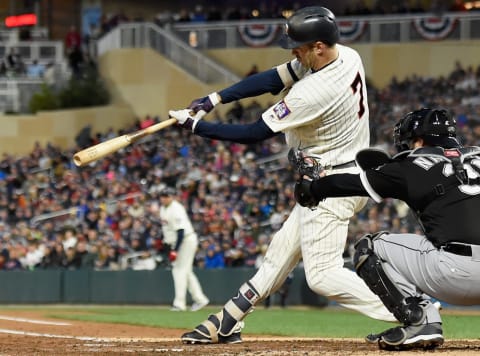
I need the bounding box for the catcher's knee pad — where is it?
[353,232,425,325]
[219,282,259,336]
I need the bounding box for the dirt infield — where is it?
[0,310,479,355]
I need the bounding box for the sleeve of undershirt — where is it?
[194,118,277,144]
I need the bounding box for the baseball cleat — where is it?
[367,323,443,351]
[181,329,242,344]
[191,299,210,312]
[181,314,243,344]
[170,306,186,312]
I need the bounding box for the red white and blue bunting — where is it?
[412,16,458,40]
[338,20,367,43]
[238,24,279,47]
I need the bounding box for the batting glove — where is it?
[187,92,221,119]
[169,109,202,132]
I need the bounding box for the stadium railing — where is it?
[96,22,241,84]
[170,12,480,48]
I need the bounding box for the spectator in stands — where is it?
[207,5,223,21]
[0,62,480,275]
[6,48,25,76]
[226,7,242,20]
[27,59,45,78]
[20,240,44,270]
[110,10,130,28]
[43,62,56,86]
[65,25,84,78]
[450,0,468,12]
[177,8,191,22]
[75,124,92,148]
[68,45,84,79]
[65,25,82,54]
[40,242,66,269]
[191,5,207,22]
[204,243,225,268]
[4,245,23,270]
[245,64,259,77]
[0,59,7,76]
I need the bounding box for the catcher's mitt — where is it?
[288,148,324,209]
[287,148,323,180]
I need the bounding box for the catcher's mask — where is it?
[393,108,460,152]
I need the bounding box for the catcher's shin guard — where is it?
[354,232,425,325]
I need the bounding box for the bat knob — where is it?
[73,154,83,167]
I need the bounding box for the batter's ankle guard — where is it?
[219,282,260,336]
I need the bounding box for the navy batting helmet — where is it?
[393,108,460,152]
[159,186,177,197]
[279,6,339,49]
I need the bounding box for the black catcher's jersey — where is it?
[361,146,480,247]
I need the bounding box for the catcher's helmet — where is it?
[393,108,460,152]
[279,6,339,49]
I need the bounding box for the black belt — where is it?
[327,161,356,170]
[442,243,473,257]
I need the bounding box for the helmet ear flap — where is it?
[393,114,414,152]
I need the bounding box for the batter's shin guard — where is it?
[354,233,425,326]
[218,282,260,336]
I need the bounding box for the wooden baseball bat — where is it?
[73,118,177,167]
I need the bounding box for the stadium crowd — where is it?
[0,61,479,272]
[99,1,474,37]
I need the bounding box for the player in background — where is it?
[158,187,209,312]
[293,108,480,350]
[169,6,396,344]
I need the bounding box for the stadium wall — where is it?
[0,268,328,306]
[0,105,135,156]
[205,39,480,88]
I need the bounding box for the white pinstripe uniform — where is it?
[160,199,209,310]
[249,44,395,321]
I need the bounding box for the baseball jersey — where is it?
[262,44,369,167]
[361,147,480,247]
[159,199,195,246]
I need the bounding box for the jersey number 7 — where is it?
[351,72,366,119]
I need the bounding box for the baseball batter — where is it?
[158,187,209,312]
[294,108,480,350]
[169,6,396,344]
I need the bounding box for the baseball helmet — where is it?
[159,186,177,197]
[393,108,460,152]
[279,6,339,49]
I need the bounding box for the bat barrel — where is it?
[72,118,177,167]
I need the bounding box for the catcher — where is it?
[293,107,480,351]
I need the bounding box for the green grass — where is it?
[1,305,480,339]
